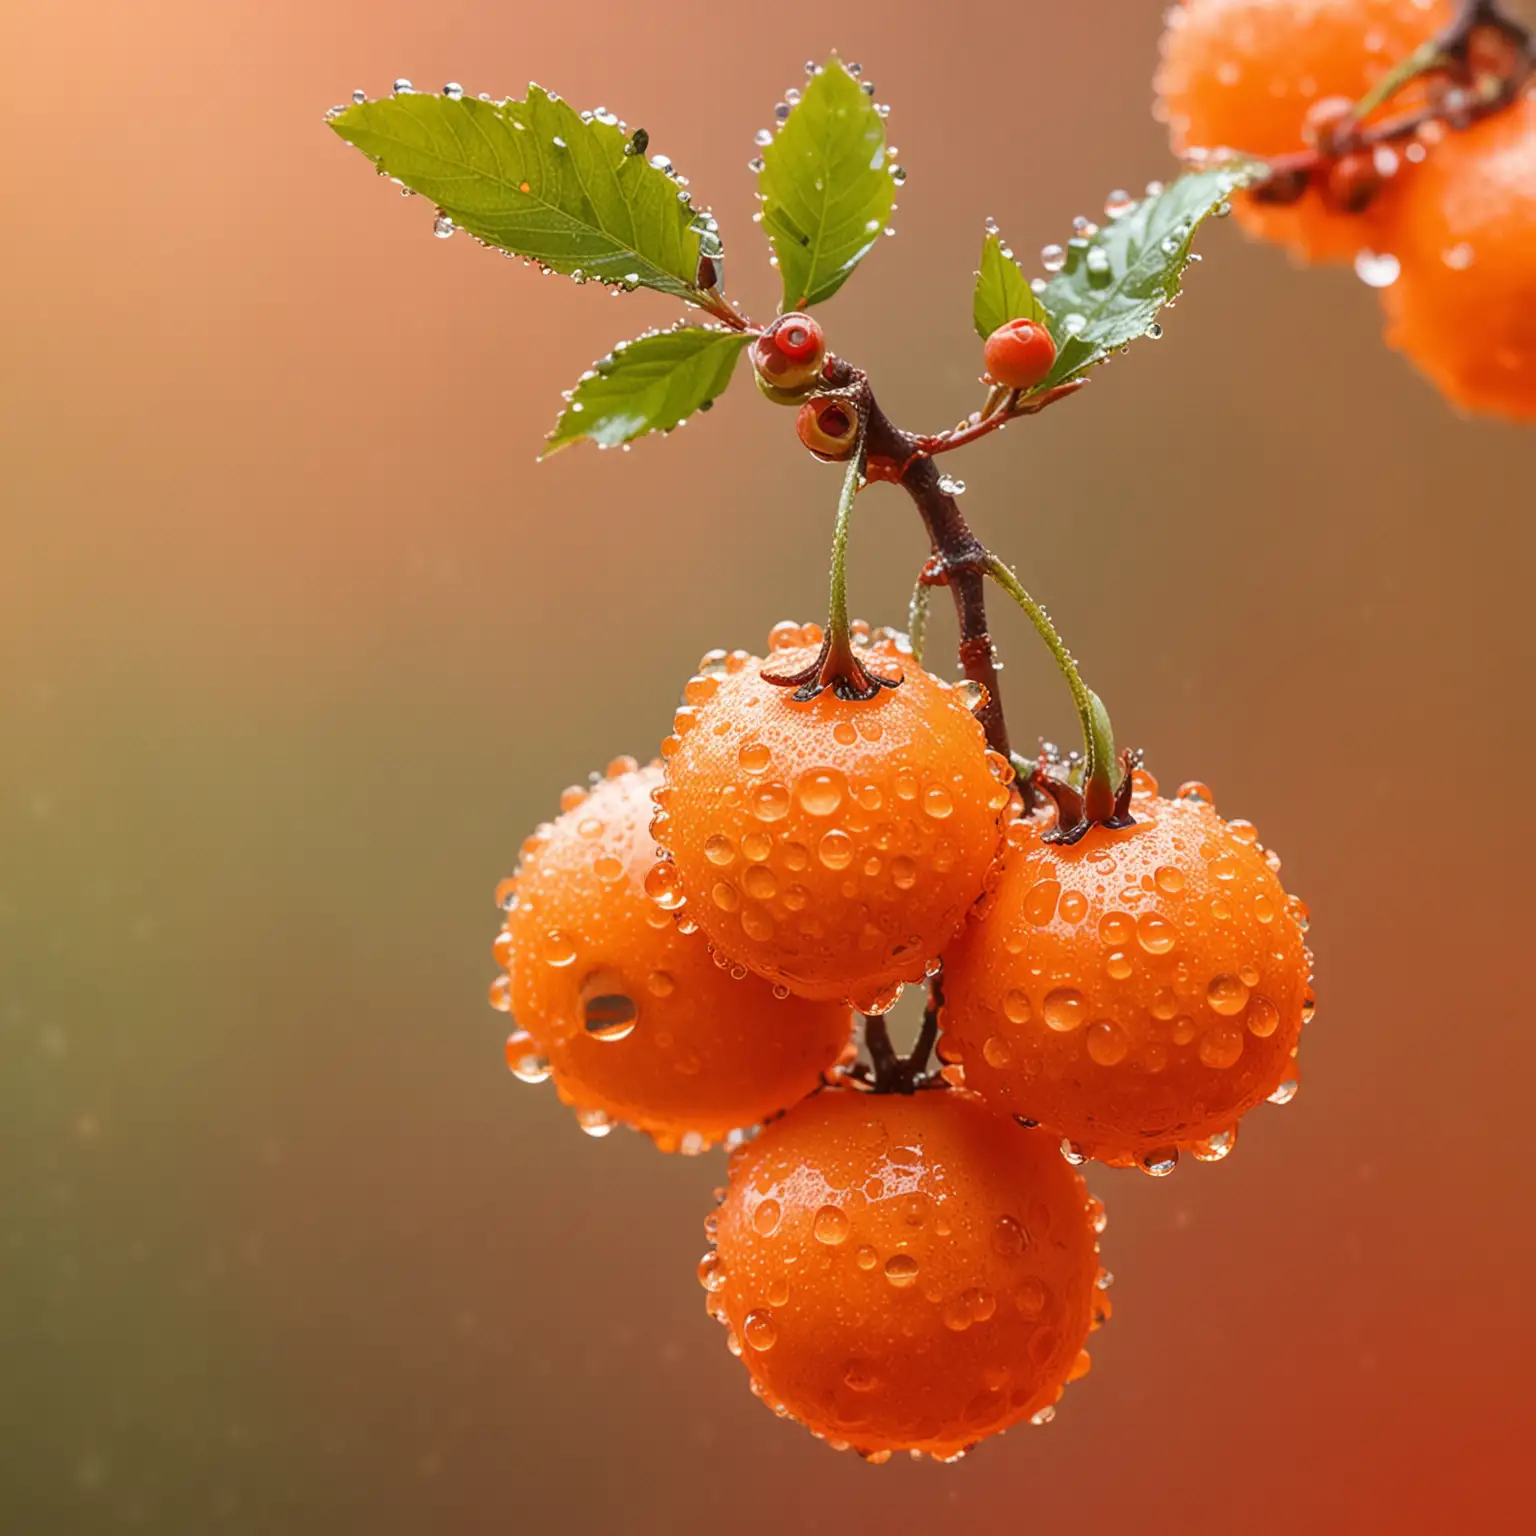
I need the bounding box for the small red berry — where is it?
[796,396,860,460]
[752,312,828,397]
[982,319,1057,391]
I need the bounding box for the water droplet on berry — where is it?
[704,834,737,867]
[1086,1019,1130,1065]
[644,861,686,910]
[698,1252,727,1291]
[751,783,790,821]
[923,785,954,819]
[1003,989,1032,1024]
[855,1245,878,1270]
[1207,973,1248,1015]
[1192,1127,1237,1162]
[581,981,638,1041]
[982,1035,1013,1068]
[1135,912,1176,954]
[1199,1025,1243,1068]
[575,1107,612,1137]
[813,1206,850,1245]
[488,975,512,1011]
[884,1253,919,1288]
[1268,1077,1299,1106]
[540,930,577,967]
[753,1199,782,1236]
[1042,987,1087,1032]
[1354,250,1400,288]
[817,829,855,870]
[1141,1146,1179,1176]
[797,770,845,815]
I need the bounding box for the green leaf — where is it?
[329,88,719,304]
[1035,161,1263,388]
[973,230,1046,340]
[758,59,896,310]
[544,327,750,454]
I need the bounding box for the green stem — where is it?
[984,555,1117,809]
[824,430,866,652]
[908,574,932,666]
[1351,40,1444,122]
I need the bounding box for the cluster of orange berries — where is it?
[491,618,1314,1460]
[1157,0,1536,421]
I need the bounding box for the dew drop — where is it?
[797,770,845,816]
[1354,249,1400,288]
[541,929,577,967]
[884,1253,919,1288]
[581,982,638,1041]
[1199,1024,1243,1069]
[1142,1146,1179,1177]
[1136,912,1177,954]
[738,741,772,773]
[1268,1077,1299,1106]
[704,834,737,866]
[1003,988,1032,1024]
[698,1252,727,1291]
[813,1205,850,1245]
[751,783,791,821]
[922,785,954,820]
[753,1198,782,1236]
[982,1035,1014,1068]
[855,1245,878,1270]
[1206,973,1249,1015]
[743,1308,777,1351]
[1086,1019,1130,1065]
[818,829,855,870]
[1042,987,1087,1032]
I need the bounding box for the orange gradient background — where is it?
[3,2,1534,1531]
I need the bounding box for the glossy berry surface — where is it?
[1155,0,1451,264]
[701,1086,1106,1461]
[650,625,1013,1009]
[494,760,852,1150]
[983,318,1058,391]
[1379,90,1536,422]
[796,397,860,459]
[940,772,1313,1172]
[751,311,828,396]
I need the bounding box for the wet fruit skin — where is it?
[703,1086,1106,1460]
[940,773,1313,1171]
[651,626,1014,1008]
[495,760,852,1151]
[1155,0,1453,264]
[1378,90,1536,422]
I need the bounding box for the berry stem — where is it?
[984,555,1133,840]
[862,976,944,1094]
[761,404,900,702]
[907,571,933,666]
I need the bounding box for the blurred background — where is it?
[3,0,1534,1530]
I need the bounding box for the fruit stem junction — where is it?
[1252,0,1532,200]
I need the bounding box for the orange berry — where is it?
[1378,90,1536,421]
[940,773,1313,1172]
[701,1085,1106,1461]
[495,760,852,1150]
[651,627,1013,1009]
[1155,0,1452,263]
